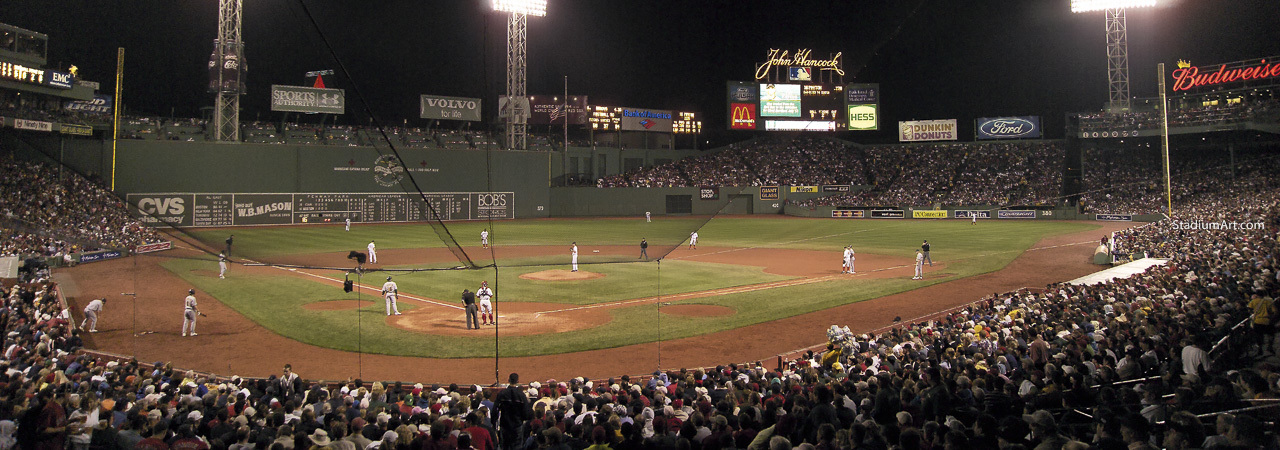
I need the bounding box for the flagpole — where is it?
[563,75,569,186]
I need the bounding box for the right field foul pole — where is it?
[1158,63,1172,217]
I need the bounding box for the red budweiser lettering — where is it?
[1171,59,1280,91]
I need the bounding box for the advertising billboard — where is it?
[832,210,866,218]
[620,108,673,132]
[1096,214,1133,221]
[15,119,52,132]
[790,186,819,193]
[45,70,72,89]
[759,83,802,117]
[759,186,780,200]
[998,210,1036,219]
[271,85,345,114]
[899,119,957,142]
[845,83,879,103]
[699,186,719,200]
[789,67,812,81]
[64,95,112,114]
[976,116,1042,140]
[729,103,757,130]
[847,104,878,130]
[419,95,482,121]
[912,210,948,219]
[954,210,991,219]
[765,120,837,131]
[529,95,589,125]
[870,210,904,218]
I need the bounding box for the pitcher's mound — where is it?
[520,270,605,281]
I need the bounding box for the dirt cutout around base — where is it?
[660,304,734,317]
[303,300,375,311]
[520,270,605,281]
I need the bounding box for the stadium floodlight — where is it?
[493,0,547,17]
[1070,0,1156,13]
[1072,0,1157,111]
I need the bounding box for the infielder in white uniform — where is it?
[481,229,489,249]
[80,298,105,332]
[218,251,228,279]
[182,289,200,336]
[847,246,856,274]
[477,281,494,325]
[913,250,924,280]
[645,211,651,222]
[345,218,351,231]
[689,231,698,249]
[381,276,401,315]
[571,242,579,272]
[842,246,852,274]
[367,240,377,264]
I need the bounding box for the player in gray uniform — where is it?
[218,251,228,279]
[913,250,924,280]
[345,217,351,231]
[381,276,401,315]
[80,298,105,332]
[182,289,200,336]
[481,229,490,249]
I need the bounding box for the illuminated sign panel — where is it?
[46,71,72,89]
[899,119,958,142]
[759,84,802,117]
[846,84,879,103]
[419,94,482,121]
[755,48,844,80]
[620,108,673,133]
[789,67,812,81]
[1171,58,1280,92]
[673,112,701,134]
[588,106,621,131]
[847,104,878,130]
[0,62,45,85]
[729,103,757,130]
[271,85,345,114]
[766,120,836,131]
[976,116,1041,139]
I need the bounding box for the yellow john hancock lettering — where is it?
[755,49,844,80]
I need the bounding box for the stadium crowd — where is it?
[1079,144,1280,215]
[1075,99,1280,133]
[598,138,866,188]
[0,159,1276,450]
[0,155,164,259]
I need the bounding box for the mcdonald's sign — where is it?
[730,103,757,130]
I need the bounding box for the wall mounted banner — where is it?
[790,186,819,193]
[899,119,957,142]
[64,95,113,114]
[1096,214,1133,221]
[998,210,1036,219]
[847,104,878,130]
[759,186,780,200]
[822,185,851,193]
[730,103,757,130]
[845,84,879,104]
[79,250,123,263]
[976,116,1041,140]
[832,210,865,218]
[620,108,673,132]
[59,124,92,136]
[14,119,52,132]
[45,70,73,89]
[529,95,589,124]
[954,210,991,219]
[419,95,481,121]
[912,210,948,219]
[270,85,345,114]
[699,186,720,200]
[870,210,904,219]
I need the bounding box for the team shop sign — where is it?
[420,95,481,121]
[899,120,957,142]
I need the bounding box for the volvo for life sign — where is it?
[420,94,482,121]
[271,85,345,114]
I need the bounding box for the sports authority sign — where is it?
[976,116,1041,140]
[620,108,673,133]
[899,120,957,142]
[420,95,481,121]
[271,85,345,114]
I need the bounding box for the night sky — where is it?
[3,0,1279,143]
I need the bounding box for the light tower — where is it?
[493,0,546,151]
[1072,0,1156,112]
[212,0,245,142]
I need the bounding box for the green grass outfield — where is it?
[171,217,1098,358]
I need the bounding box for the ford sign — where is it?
[976,116,1041,140]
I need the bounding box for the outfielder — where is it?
[481,229,490,249]
[913,250,924,280]
[182,289,200,337]
[218,251,228,279]
[972,214,977,225]
[689,231,698,249]
[80,298,104,332]
[345,218,351,231]
[381,276,401,315]
[571,242,579,272]
[367,240,377,264]
[646,211,651,222]
[477,281,494,326]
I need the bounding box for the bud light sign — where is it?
[976,116,1041,140]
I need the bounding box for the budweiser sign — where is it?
[1171,58,1280,91]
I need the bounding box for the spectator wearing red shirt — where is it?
[464,412,494,450]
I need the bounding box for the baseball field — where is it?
[62,215,1129,383]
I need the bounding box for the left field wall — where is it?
[4,132,554,219]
